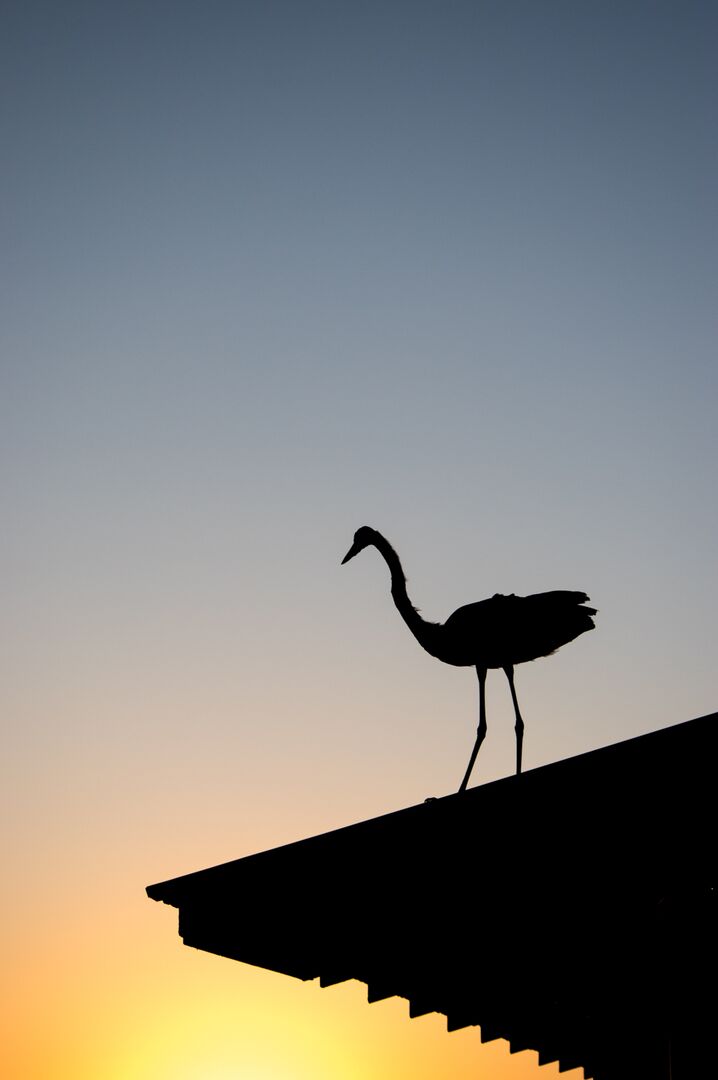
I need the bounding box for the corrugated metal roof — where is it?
[148,713,717,1080]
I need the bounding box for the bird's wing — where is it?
[524,590,597,616]
[443,591,596,667]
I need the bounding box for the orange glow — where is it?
[2,888,582,1080]
[1,687,585,1080]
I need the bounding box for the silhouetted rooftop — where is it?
[148,713,717,1080]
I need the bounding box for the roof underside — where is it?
[148,713,717,1080]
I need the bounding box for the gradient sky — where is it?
[2,2,717,1078]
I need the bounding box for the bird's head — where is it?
[341,526,378,564]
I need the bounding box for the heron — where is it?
[341,526,596,791]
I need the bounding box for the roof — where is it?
[147,713,717,1080]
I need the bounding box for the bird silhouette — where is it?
[341,526,596,791]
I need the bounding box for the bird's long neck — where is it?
[372,533,441,655]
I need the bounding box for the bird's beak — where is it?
[341,541,361,565]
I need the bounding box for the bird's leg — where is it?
[504,665,525,775]
[458,666,488,793]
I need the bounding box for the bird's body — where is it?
[437,591,596,668]
[341,526,596,790]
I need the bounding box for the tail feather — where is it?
[540,589,591,604]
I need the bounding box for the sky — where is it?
[2,1,717,1077]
